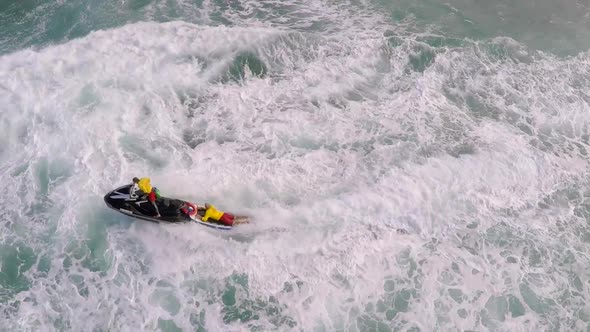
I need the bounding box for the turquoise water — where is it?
[1,0,590,331]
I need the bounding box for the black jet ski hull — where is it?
[103,185,233,230]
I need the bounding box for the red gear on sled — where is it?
[181,202,198,217]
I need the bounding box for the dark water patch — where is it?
[189,309,207,332]
[574,201,590,222]
[218,273,297,329]
[446,142,476,158]
[373,0,590,56]
[0,0,165,54]
[119,135,169,169]
[326,96,348,110]
[182,128,207,149]
[68,274,89,298]
[375,0,487,40]
[413,123,478,160]
[385,34,403,49]
[80,218,112,273]
[210,0,245,15]
[176,91,210,119]
[42,1,85,42]
[416,35,466,49]
[357,314,391,331]
[484,295,508,322]
[61,206,122,275]
[0,0,46,53]
[478,39,533,64]
[34,254,51,279]
[127,0,153,11]
[150,289,181,316]
[8,157,67,232]
[219,52,268,84]
[35,157,50,197]
[7,1,116,52]
[207,10,233,27]
[158,318,182,332]
[206,0,337,33]
[464,92,502,121]
[519,282,555,315]
[508,295,526,318]
[448,288,464,304]
[0,242,36,303]
[407,44,437,73]
[0,0,40,17]
[73,83,101,115]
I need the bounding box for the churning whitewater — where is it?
[1,0,590,331]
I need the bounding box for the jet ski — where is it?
[103,184,232,230]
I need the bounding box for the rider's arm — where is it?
[147,191,160,216]
[152,201,160,215]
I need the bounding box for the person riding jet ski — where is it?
[131,177,161,218]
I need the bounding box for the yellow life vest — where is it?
[202,205,224,222]
[138,177,153,193]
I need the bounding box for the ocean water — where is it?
[1,0,590,331]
